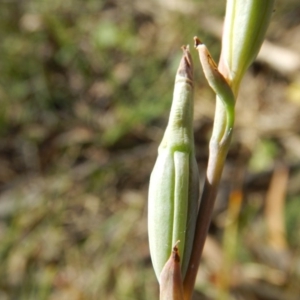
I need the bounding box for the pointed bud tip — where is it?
[172,240,181,263]
[160,241,184,300]
[194,36,203,48]
[177,45,193,82]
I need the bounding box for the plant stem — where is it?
[182,0,274,297]
[183,109,232,299]
[183,38,236,299]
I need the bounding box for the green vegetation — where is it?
[1,0,300,299]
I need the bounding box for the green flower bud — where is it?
[148,46,199,282]
[220,0,275,94]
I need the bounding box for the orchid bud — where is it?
[148,46,200,281]
[219,0,275,94]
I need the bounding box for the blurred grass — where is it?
[1,0,300,299]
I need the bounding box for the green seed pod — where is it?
[148,46,199,282]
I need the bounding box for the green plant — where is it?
[148,1,275,299]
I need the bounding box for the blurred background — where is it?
[1,0,300,299]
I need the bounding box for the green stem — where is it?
[183,115,232,299]
[183,38,235,300]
